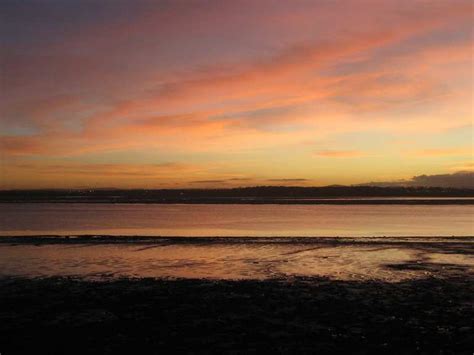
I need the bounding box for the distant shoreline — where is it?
[1,198,474,204]
[2,186,473,204]
[2,235,473,245]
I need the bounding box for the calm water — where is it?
[0,203,473,237]
[1,203,473,280]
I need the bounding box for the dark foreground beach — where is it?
[1,236,473,354]
[1,273,473,354]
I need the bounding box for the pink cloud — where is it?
[1,0,472,187]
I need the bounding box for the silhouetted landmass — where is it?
[0,275,472,354]
[359,171,474,189]
[0,186,473,204]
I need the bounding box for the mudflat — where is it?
[1,236,473,280]
[1,236,472,354]
[1,273,473,354]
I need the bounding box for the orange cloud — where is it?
[0,136,46,155]
[314,150,364,158]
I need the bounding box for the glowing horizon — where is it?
[1,0,473,189]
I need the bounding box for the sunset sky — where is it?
[1,0,473,189]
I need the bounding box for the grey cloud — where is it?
[359,171,473,189]
[267,178,309,182]
[190,180,229,184]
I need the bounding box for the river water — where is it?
[1,203,473,237]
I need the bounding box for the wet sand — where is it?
[1,236,473,354]
[0,236,473,281]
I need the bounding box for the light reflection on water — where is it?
[1,203,472,281]
[0,239,473,281]
[1,203,473,237]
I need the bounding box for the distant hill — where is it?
[1,186,473,204]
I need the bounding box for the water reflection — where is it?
[1,238,472,281]
[1,203,473,236]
